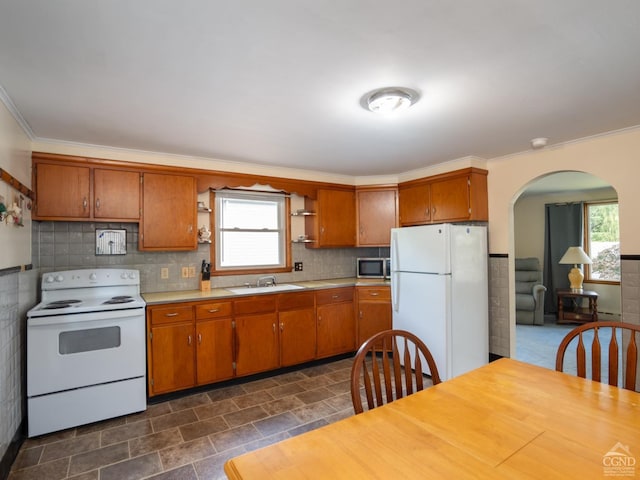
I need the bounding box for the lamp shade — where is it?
[559,246,592,265]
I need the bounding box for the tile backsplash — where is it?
[32,221,385,293]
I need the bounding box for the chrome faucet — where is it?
[257,275,276,287]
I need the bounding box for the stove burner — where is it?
[42,299,82,310]
[103,296,135,305]
[43,304,73,310]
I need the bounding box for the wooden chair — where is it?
[350,329,441,414]
[555,321,640,391]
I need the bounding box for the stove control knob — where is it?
[89,273,97,281]
[55,275,64,282]
[45,275,54,283]
[121,272,128,279]
[128,272,137,279]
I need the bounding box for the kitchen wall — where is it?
[487,126,640,357]
[0,98,36,475]
[32,220,383,293]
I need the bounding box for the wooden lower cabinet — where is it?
[235,312,280,376]
[234,295,279,377]
[195,302,234,384]
[278,291,316,366]
[356,286,392,347]
[148,287,358,396]
[316,287,356,358]
[149,322,196,395]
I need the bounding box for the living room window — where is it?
[584,201,620,283]
[214,190,290,273]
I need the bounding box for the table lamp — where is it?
[559,246,592,291]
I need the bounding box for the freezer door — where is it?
[391,224,450,274]
[392,271,450,380]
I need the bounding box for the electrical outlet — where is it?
[188,266,196,278]
[181,267,189,278]
[160,267,169,279]
[294,262,303,271]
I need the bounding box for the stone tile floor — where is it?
[9,357,357,480]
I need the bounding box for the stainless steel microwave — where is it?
[357,258,391,279]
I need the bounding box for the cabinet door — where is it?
[35,163,91,219]
[94,168,140,220]
[317,189,356,247]
[358,302,392,347]
[357,189,397,246]
[140,172,197,250]
[430,175,470,222]
[399,183,430,226]
[317,302,356,358]
[196,319,235,385]
[235,313,280,376]
[279,308,316,366]
[149,323,195,395]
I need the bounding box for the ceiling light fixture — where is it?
[531,137,548,149]
[363,87,419,114]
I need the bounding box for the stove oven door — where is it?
[27,309,145,397]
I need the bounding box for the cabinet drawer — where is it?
[316,287,354,305]
[234,295,277,315]
[149,305,194,325]
[278,291,315,311]
[358,286,390,302]
[195,301,232,320]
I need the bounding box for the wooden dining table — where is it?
[224,358,640,479]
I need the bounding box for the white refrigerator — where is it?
[391,223,488,381]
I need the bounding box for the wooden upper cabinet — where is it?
[399,182,431,226]
[356,187,398,246]
[93,168,140,220]
[304,188,356,248]
[33,157,141,221]
[35,162,91,219]
[140,172,197,251]
[399,168,488,226]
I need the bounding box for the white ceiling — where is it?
[0,1,639,178]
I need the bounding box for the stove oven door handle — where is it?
[27,308,144,327]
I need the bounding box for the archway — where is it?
[511,171,620,369]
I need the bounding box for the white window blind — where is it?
[215,191,286,270]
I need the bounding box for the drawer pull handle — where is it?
[165,312,179,317]
[332,295,340,299]
[208,308,219,313]
[369,292,379,296]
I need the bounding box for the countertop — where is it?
[142,277,390,305]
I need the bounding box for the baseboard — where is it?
[0,419,26,480]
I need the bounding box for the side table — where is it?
[557,289,598,324]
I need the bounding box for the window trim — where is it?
[583,200,620,285]
[210,190,292,275]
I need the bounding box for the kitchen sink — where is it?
[227,284,304,295]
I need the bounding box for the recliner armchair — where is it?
[515,257,547,325]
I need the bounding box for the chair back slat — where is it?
[556,321,640,393]
[591,328,601,383]
[414,344,424,391]
[625,332,638,390]
[402,337,413,396]
[351,329,441,414]
[608,327,619,387]
[576,333,586,378]
[391,336,403,401]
